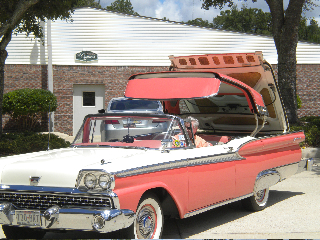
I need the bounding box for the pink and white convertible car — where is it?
[0,52,313,239]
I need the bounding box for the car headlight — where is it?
[84,173,97,189]
[99,174,111,189]
[77,170,115,192]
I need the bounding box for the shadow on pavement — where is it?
[268,190,304,207]
[44,228,128,239]
[311,160,320,175]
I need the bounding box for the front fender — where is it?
[113,180,187,219]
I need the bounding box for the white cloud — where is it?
[131,0,159,17]
[131,0,222,23]
[99,0,320,25]
[99,0,113,8]
[154,0,183,22]
[180,0,220,22]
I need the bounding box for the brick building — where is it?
[3,8,320,136]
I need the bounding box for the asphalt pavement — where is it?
[0,159,319,239]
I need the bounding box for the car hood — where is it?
[0,147,150,188]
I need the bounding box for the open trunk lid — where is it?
[125,52,287,134]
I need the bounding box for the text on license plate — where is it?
[16,210,41,226]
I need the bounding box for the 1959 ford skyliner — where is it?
[0,52,313,239]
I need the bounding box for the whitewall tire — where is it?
[243,187,270,211]
[134,193,164,239]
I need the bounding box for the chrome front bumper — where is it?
[0,185,135,233]
[0,202,135,232]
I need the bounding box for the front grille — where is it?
[0,192,112,211]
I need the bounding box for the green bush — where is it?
[291,116,320,147]
[297,94,302,109]
[3,89,57,131]
[0,132,70,157]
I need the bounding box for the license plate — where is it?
[126,120,142,124]
[132,120,142,124]
[16,210,41,226]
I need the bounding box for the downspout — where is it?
[47,19,54,132]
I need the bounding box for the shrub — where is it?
[0,132,70,157]
[291,116,320,147]
[297,94,302,109]
[3,89,57,131]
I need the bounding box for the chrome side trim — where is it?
[188,152,243,166]
[254,162,302,191]
[185,161,305,219]
[114,152,244,177]
[275,162,299,180]
[184,193,253,218]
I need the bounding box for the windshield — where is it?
[109,99,162,112]
[72,114,188,149]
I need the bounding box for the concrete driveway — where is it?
[0,160,319,239]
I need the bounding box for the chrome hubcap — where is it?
[255,189,266,202]
[136,205,156,239]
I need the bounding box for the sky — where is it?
[98,0,320,24]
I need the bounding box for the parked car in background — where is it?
[0,52,313,239]
[104,98,164,141]
[107,97,163,114]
